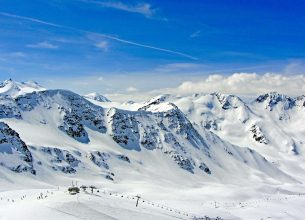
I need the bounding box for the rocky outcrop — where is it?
[256,92,295,111]
[164,150,194,173]
[40,147,80,174]
[13,90,107,143]
[199,162,211,174]
[0,95,22,119]
[0,122,35,174]
[250,124,268,144]
[89,151,110,169]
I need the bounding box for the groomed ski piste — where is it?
[1,182,305,220]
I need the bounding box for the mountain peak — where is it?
[0,78,15,88]
[84,92,111,102]
[139,94,176,112]
[294,95,305,107]
[256,92,291,101]
[211,92,246,110]
[143,94,171,106]
[0,79,45,98]
[256,92,295,110]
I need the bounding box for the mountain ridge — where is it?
[0,80,304,188]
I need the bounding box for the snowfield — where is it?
[0,183,305,220]
[0,188,198,220]
[1,80,305,220]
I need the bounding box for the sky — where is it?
[0,0,305,101]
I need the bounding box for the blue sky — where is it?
[0,0,305,97]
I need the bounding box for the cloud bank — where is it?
[20,72,305,103]
[163,73,305,97]
[105,73,305,102]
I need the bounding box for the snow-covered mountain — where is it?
[0,79,45,98]
[143,92,305,152]
[1,81,305,219]
[84,92,111,102]
[139,92,305,181]
[0,85,296,185]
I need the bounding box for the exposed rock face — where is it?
[162,105,209,151]
[256,92,295,111]
[89,151,110,169]
[0,122,35,174]
[250,124,269,144]
[214,93,243,110]
[8,90,107,143]
[116,154,130,163]
[0,95,22,119]
[164,150,195,173]
[199,162,211,174]
[40,147,80,174]
[295,95,305,107]
[108,108,141,151]
[139,94,171,111]
[107,103,211,173]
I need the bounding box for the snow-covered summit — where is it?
[212,92,248,110]
[142,94,172,106]
[139,92,305,158]
[255,92,296,111]
[84,92,111,102]
[0,79,45,98]
[295,95,305,107]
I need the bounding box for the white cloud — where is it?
[38,72,305,103]
[106,73,305,102]
[190,30,201,38]
[27,41,58,49]
[163,73,305,97]
[126,86,138,92]
[97,76,104,81]
[9,52,26,58]
[0,52,27,62]
[82,0,155,17]
[95,41,109,51]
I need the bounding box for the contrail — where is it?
[0,12,63,28]
[95,34,198,60]
[0,12,198,60]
